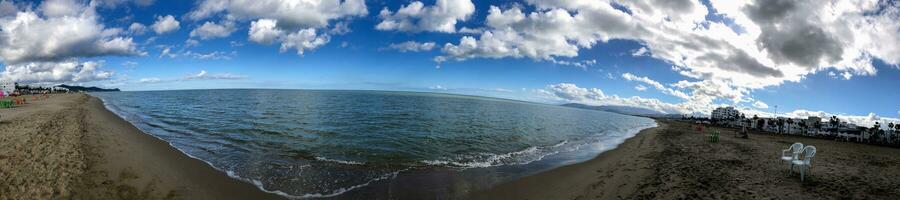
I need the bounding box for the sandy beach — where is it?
[0,94,282,199]
[474,119,900,199]
[3,94,900,199]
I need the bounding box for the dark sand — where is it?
[473,119,900,199]
[0,94,283,199]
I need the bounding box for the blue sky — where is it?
[0,0,898,124]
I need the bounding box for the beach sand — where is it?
[0,94,282,200]
[473,119,900,199]
[3,94,900,199]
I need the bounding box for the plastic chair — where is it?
[781,143,803,171]
[791,146,817,182]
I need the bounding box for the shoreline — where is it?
[470,119,667,199]
[0,94,283,199]
[474,119,900,199]
[6,94,899,199]
[82,94,285,199]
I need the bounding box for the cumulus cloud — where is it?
[384,41,437,52]
[246,19,329,55]
[441,0,900,115]
[140,70,245,83]
[279,28,330,55]
[151,15,180,34]
[0,1,143,65]
[0,60,114,84]
[189,0,366,55]
[376,0,475,33]
[128,22,147,35]
[190,20,237,40]
[248,19,282,45]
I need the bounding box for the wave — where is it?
[314,156,365,165]
[421,122,658,169]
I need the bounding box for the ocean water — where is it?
[92,90,657,198]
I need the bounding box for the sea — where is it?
[91,89,657,199]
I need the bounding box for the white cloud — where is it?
[279,28,329,55]
[440,0,900,114]
[248,19,283,45]
[384,41,436,52]
[190,20,236,40]
[429,85,446,90]
[0,1,143,65]
[0,0,139,85]
[548,58,596,70]
[622,73,690,100]
[631,47,649,57]
[376,0,475,33]
[0,60,114,84]
[159,47,174,58]
[634,85,647,91]
[185,39,200,48]
[841,71,853,80]
[540,83,690,114]
[140,70,245,83]
[128,22,147,35]
[189,0,367,55]
[151,15,180,34]
[183,51,236,60]
[752,101,769,109]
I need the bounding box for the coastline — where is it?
[473,119,900,199]
[0,94,282,199]
[470,119,667,199]
[5,94,899,199]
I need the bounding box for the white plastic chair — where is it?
[791,146,817,182]
[781,143,803,171]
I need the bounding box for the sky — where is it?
[0,0,898,126]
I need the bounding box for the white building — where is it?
[711,106,740,120]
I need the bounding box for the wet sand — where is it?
[473,119,900,199]
[0,94,282,199]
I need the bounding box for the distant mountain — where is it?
[561,103,666,117]
[56,84,120,92]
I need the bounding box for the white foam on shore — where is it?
[314,156,365,165]
[421,121,659,169]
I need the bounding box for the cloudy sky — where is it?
[1,0,898,126]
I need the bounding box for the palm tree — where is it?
[777,118,785,134]
[829,116,841,135]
